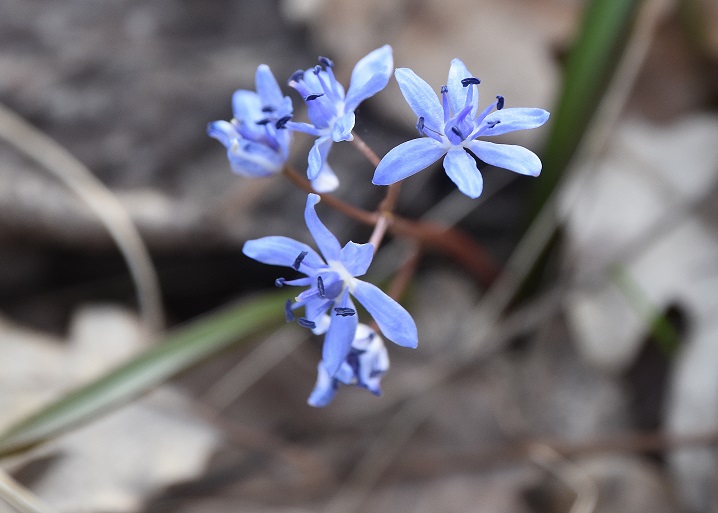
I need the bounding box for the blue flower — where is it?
[373,59,550,198]
[242,193,417,375]
[308,324,390,407]
[207,64,293,178]
[287,45,394,188]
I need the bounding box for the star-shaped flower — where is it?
[207,64,293,178]
[373,59,550,198]
[286,45,394,190]
[308,324,390,407]
[242,193,417,375]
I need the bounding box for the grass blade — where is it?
[0,292,287,457]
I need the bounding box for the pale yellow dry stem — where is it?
[0,103,164,333]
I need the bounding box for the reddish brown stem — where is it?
[282,165,499,286]
[350,132,381,167]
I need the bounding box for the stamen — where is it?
[496,95,505,110]
[284,300,295,322]
[304,93,324,101]
[451,126,464,139]
[440,85,450,122]
[461,77,481,87]
[293,250,308,270]
[275,277,286,287]
[298,317,317,329]
[334,307,356,317]
[318,56,334,68]
[486,120,501,129]
[261,106,275,113]
[317,276,326,298]
[289,70,304,83]
[313,65,322,75]
[416,116,425,136]
[275,115,291,129]
[255,118,271,125]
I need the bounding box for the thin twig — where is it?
[0,103,164,333]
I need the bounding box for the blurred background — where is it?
[1,0,717,512]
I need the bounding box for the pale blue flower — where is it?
[208,64,293,178]
[243,193,417,375]
[308,324,390,407]
[286,45,394,187]
[373,59,550,198]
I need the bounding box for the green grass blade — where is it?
[0,292,287,457]
[532,0,642,215]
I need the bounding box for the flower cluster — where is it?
[209,46,549,406]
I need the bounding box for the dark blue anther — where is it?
[275,277,286,287]
[496,95,505,110]
[334,307,356,317]
[284,300,295,322]
[461,77,481,87]
[275,115,291,129]
[486,120,501,129]
[416,116,425,135]
[451,126,464,138]
[261,106,276,113]
[255,118,271,126]
[317,276,326,298]
[298,317,317,329]
[293,250,308,270]
[318,56,334,68]
[304,93,324,101]
[313,65,322,75]
[289,70,304,83]
[440,85,448,94]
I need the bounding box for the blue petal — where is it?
[340,241,374,276]
[394,68,444,131]
[474,108,550,137]
[447,58,476,118]
[372,138,447,185]
[466,140,542,177]
[285,120,324,137]
[226,139,284,177]
[207,120,235,148]
[242,236,325,270]
[304,296,333,322]
[352,280,418,348]
[331,112,355,142]
[255,64,287,112]
[304,194,342,261]
[443,148,484,198]
[322,297,359,376]
[307,363,338,407]
[231,90,262,122]
[310,163,339,193]
[344,45,394,112]
[307,135,333,180]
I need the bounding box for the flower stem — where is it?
[281,165,499,286]
[350,132,381,167]
[282,165,377,225]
